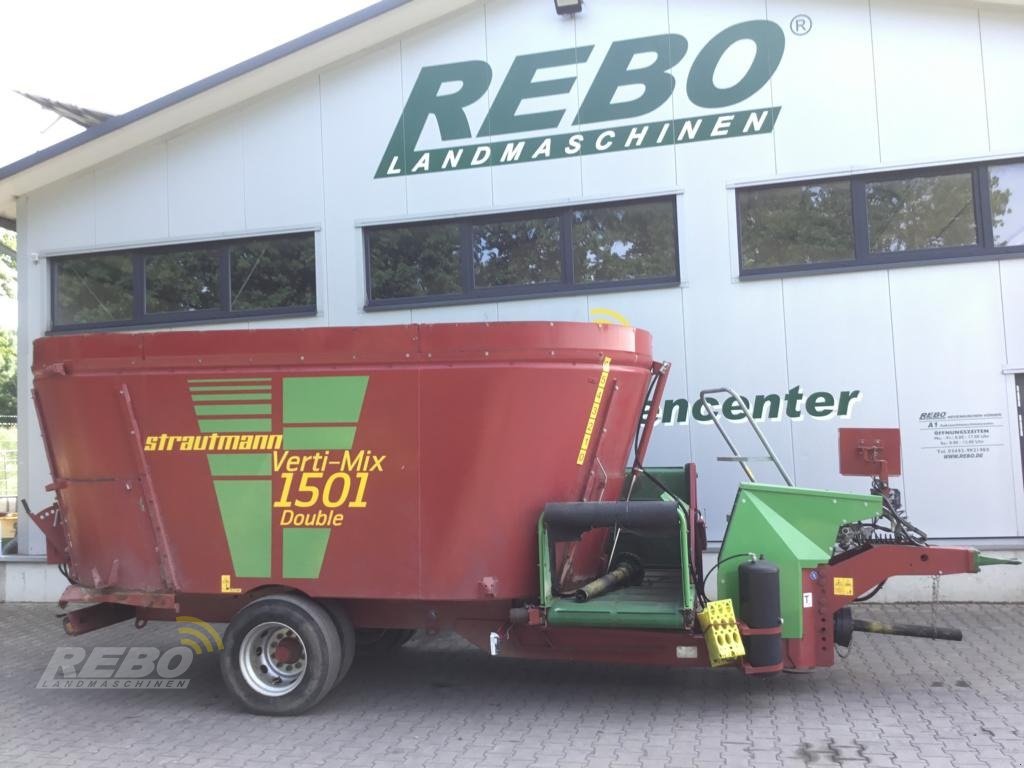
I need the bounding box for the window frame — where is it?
[49,231,317,332]
[363,196,681,310]
[737,160,1021,279]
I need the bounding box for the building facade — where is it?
[2,0,1022,598]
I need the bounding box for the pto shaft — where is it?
[574,556,643,602]
[853,618,963,642]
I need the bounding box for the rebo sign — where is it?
[376,21,786,178]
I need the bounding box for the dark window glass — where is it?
[473,216,562,288]
[145,248,221,314]
[53,232,316,329]
[866,173,976,253]
[738,182,854,269]
[990,162,1024,248]
[230,235,315,311]
[572,200,677,283]
[54,253,133,325]
[367,223,461,299]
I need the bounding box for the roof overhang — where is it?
[0,0,478,222]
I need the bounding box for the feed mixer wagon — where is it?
[26,322,1017,714]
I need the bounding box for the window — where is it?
[53,253,134,326]
[738,182,854,270]
[365,197,678,307]
[573,200,678,283]
[51,231,315,330]
[473,215,562,288]
[366,223,461,300]
[737,159,1024,277]
[990,162,1024,248]
[866,172,976,253]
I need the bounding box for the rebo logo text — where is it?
[376,21,786,178]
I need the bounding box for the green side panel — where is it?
[282,528,331,579]
[717,483,881,639]
[213,479,272,578]
[195,403,272,416]
[208,453,272,477]
[629,467,692,505]
[198,418,272,433]
[192,392,272,402]
[283,376,368,424]
[538,494,694,625]
[283,426,356,450]
[190,384,271,392]
[546,571,685,629]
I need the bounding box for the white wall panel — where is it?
[670,0,777,190]
[401,6,493,215]
[980,7,1024,157]
[485,0,583,206]
[243,77,324,230]
[889,262,1017,537]
[682,277,793,538]
[320,44,408,326]
[166,113,246,237]
[495,295,589,322]
[767,0,879,173]
[577,0,677,198]
[782,269,898,493]
[93,143,168,246]
[1000,259,1024,370]
[30,171,95,253]
[871,3,988,164]
[410,302,498,323]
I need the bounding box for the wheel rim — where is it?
[238,621,308,697]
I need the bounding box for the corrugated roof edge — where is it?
[0,0,412,184]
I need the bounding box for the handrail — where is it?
[697,387,794,487]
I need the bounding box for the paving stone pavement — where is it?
[1,602,1022,768]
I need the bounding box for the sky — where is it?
[0,0,377,328]
[0,0,376,164]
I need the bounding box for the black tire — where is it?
[321,601,358,686]
[220,593,341,716]
[355,628,416,654]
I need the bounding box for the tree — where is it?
[0,228,15,418]
[0,229,15,300]
[0,330,14,417]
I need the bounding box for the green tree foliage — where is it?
[572,201,677,282]
[54,253,133,324]
[230,238,315,310]
[473,217,561,288]
[368,224,462,299]
[0,330,15,417]
[739,183,854,268]
[0,230,15,299]
[145,249,220,313]
[989,166,1020,246]
[740,173,1016,269]
[0,229,16,417]
[867,173,979,252]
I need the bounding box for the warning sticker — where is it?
[833,577,854,596]
[802,592,813,608]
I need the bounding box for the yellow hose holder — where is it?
[698,599,746,667]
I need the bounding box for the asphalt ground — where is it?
[1,602,1022,767]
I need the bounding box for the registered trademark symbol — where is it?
[790,14,812,35]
